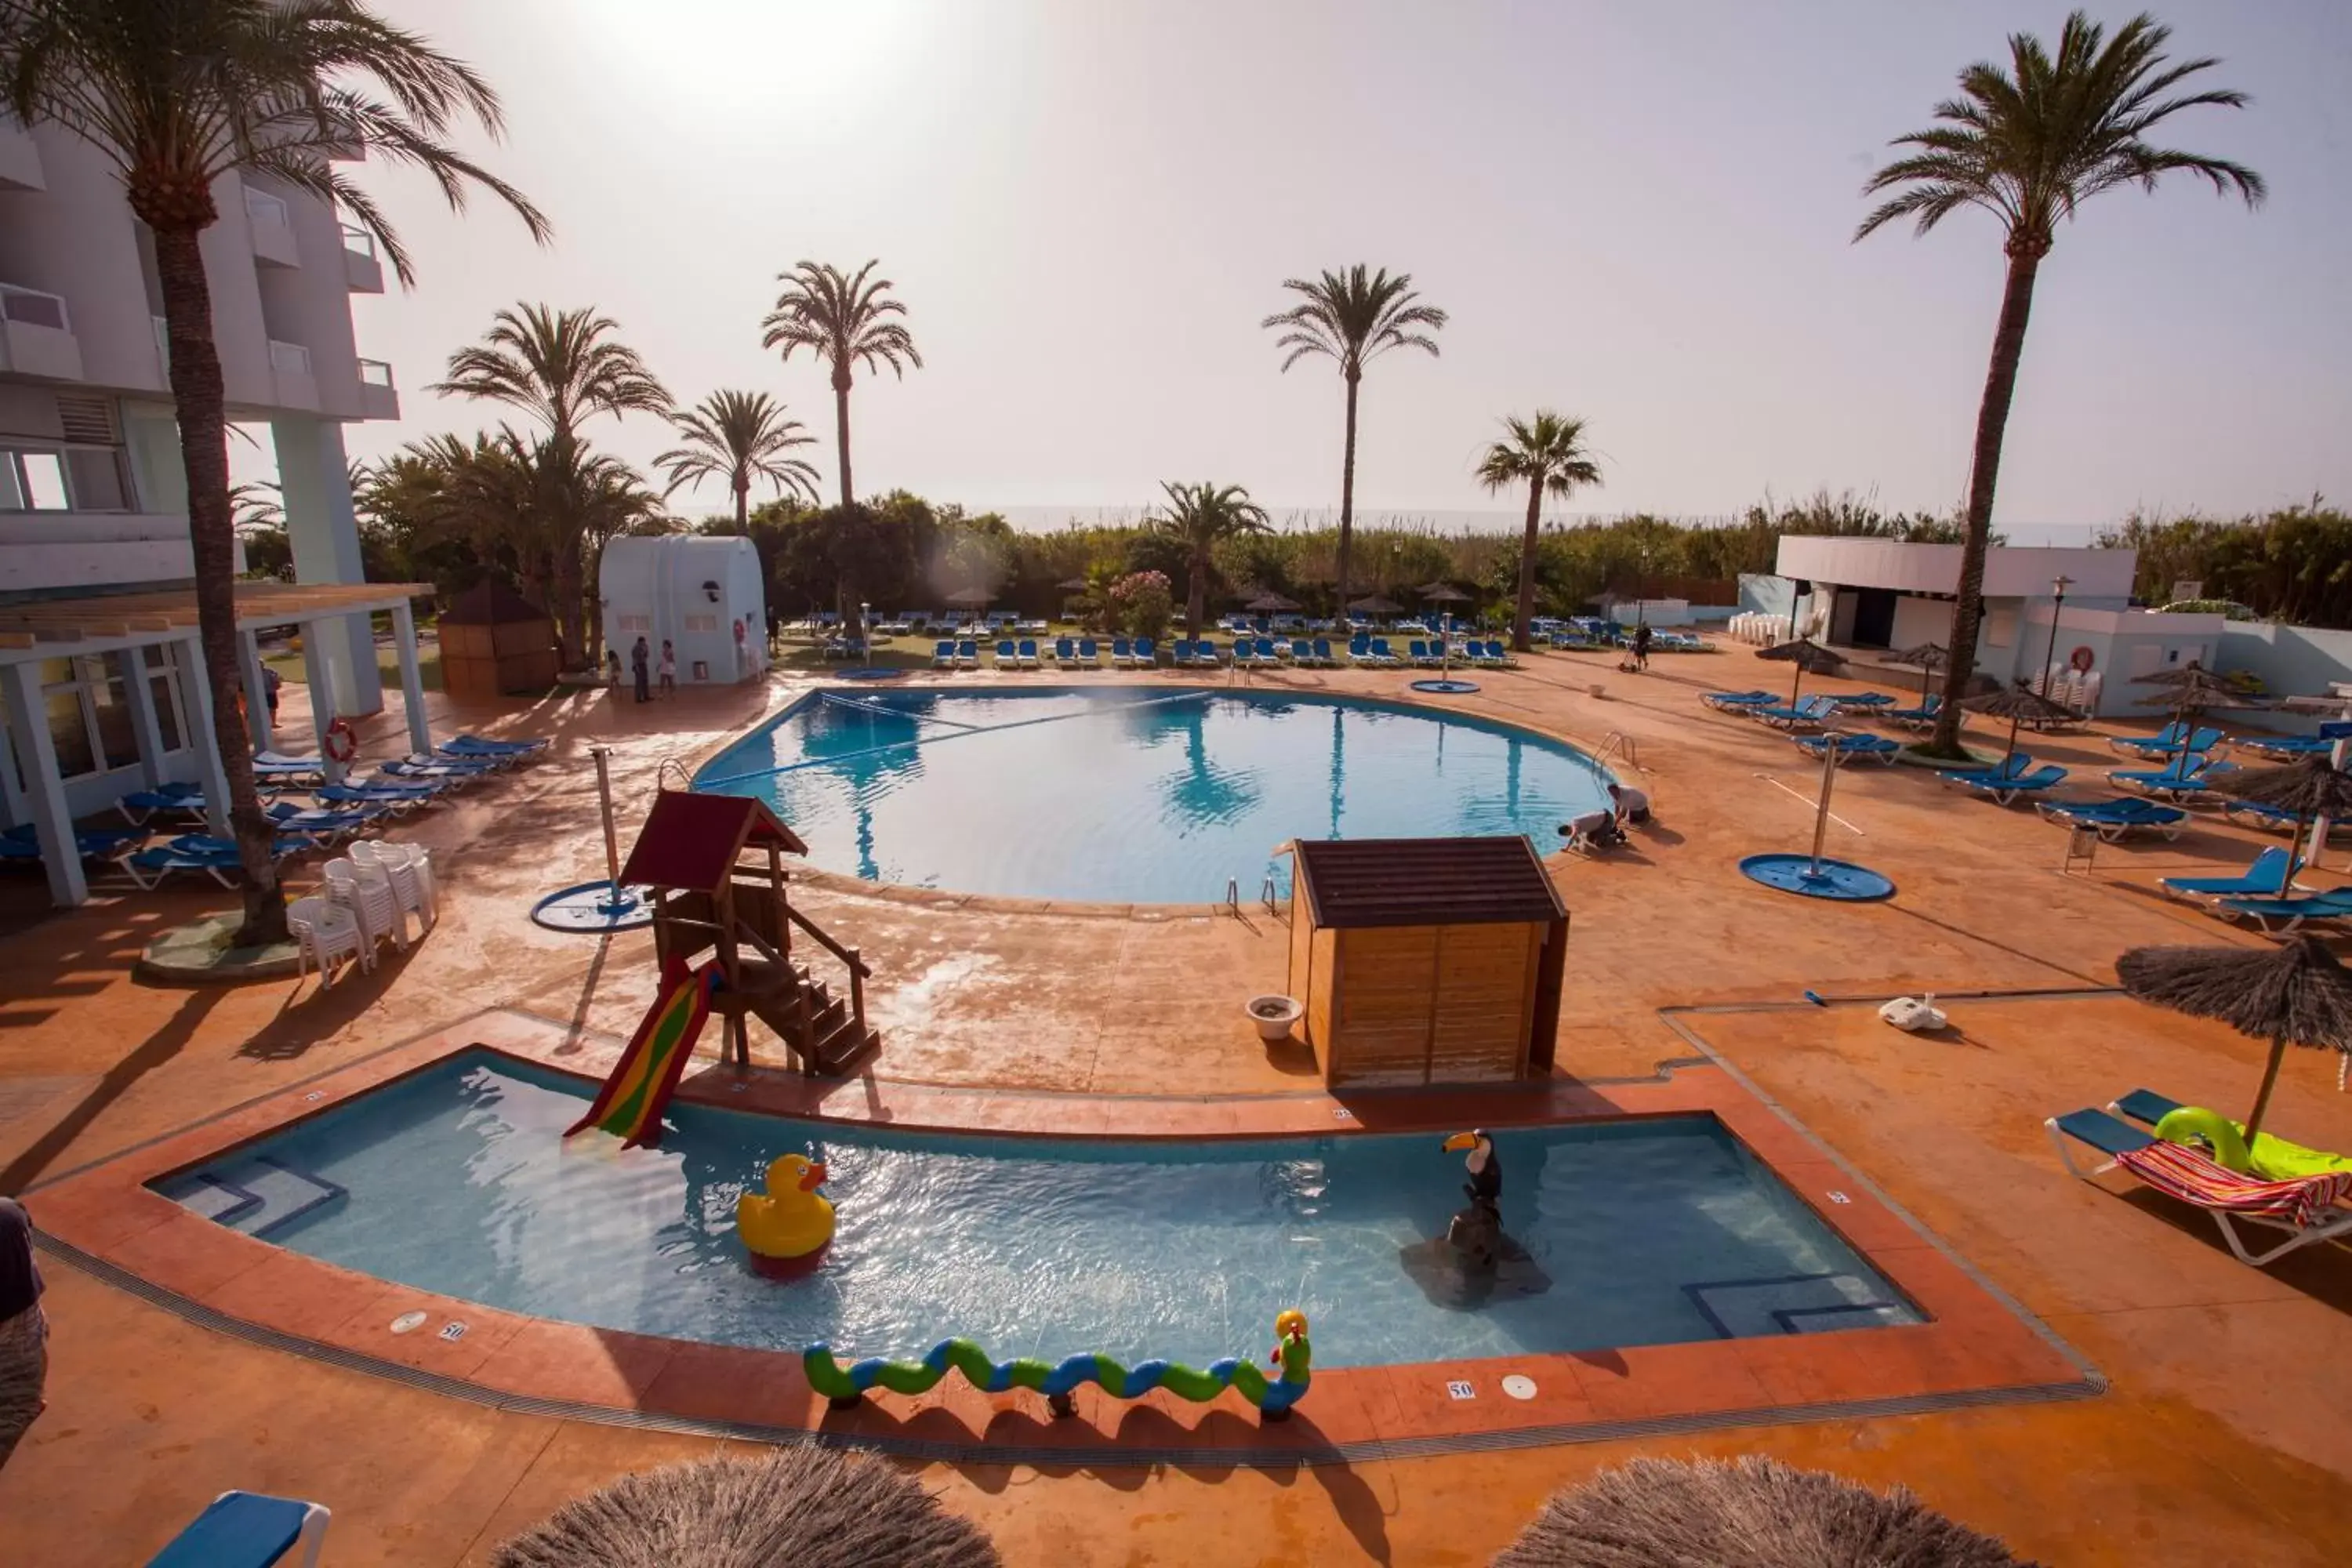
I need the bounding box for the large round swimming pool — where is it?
[691,687,1612,904]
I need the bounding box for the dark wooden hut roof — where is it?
[1292,836,1566,929]
[437,580,548,626]
[617,791,806,894]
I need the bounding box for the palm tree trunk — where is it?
[1512,476,1543,653]
[1335,370,1359,623]
[1187,546,1207,638]
[734,475,750,535]
[553,543,586,670]
[1928,246,2044,756]
[153,226,286,945]
[833,374,854,509]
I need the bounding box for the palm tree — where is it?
[654,390,820,532]
[432,304,668,666]
[1858,10,2261,754]
[1,0,544,943]
[1152,481,1270,637]
[1261,267,1445,618]
[761,260,920,510]
[1477,413,1603,652]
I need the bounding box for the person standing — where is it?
[630,636,651,703]
[261,664,283,728]
[658,639,677,698]
[0,1196,47,1472]
[1631,621,1653,672]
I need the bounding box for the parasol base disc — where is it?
[532,881,657,932]
[1739,854,1896,902]
[832,666,908,681]
[1410,679,1481,694]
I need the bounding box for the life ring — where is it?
[2153,1105,2252,1172]
[2069,645,2095,673]
[323,717,358,764]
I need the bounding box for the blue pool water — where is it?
[690,688,1613,902]
[155,1054,1919,1369]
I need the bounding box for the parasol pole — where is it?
[2245,1034,2287,1140]
[1809,734,1840,875]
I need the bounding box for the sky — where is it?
[272,1,2352,535]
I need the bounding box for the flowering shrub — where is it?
[1107,570,1173,641]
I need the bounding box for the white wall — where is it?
[1775,537,2135,601]
[1887,594,1951,652]
[601,536,768,684]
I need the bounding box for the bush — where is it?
[1106,569,1173,641]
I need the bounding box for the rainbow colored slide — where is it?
[564,958,722,1149]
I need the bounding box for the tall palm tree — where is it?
[1858,10,2261,755]
[654,390,820,532]
[761,260,920,510]
[1477,413,1602,652]
[432,304,668,666]
[1152,481,1270,637]
[1,0,544,943]
[1261,267,1446,618]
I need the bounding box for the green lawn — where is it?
[263,643,444,692]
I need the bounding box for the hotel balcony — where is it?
[357,358,400,421]
[0,511,199,593]
[268,338,318,412]
[0,113,42,191]
[0,284,84,382]
[244,187,299,268]
[339,223,385,293]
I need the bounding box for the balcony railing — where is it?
[338,221,375,259]
[1,283,71,332]
[244,187,290,230]
[267,339,312,376]
[357,358,394,387]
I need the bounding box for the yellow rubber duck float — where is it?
[738,1152,834,1276]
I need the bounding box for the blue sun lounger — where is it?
[2111,724,2222,758]
[1076,637,1102,667]
[2216,886,2352,935]
[1939,752,2033,788]
[931,639,956,669]
[0,823,143,864]
[1134,637,1160,666]
[317,780,441,810]
[2160,846,2299,902]
[1835,691,1897,709]
[1955,763,2069,805]
[1791,732,1901,765]
[2232,734,2336,759]
[123,843,241,887]
[1702,690,1777,710]
[251,750,326,781]
[1880,695,1943,730]
[2035,796,2188,842]
[443,733,547,757]
[118,786,210,826]
[1750,694,1840,730]
[2110,753,2237,800]
[147,1489,331,1568]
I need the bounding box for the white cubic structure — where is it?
[601,536,768,685]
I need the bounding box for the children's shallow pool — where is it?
[690,687,1614,903]
[154,1053,1919,1369]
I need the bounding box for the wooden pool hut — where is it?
[1286,836,1568,1086]
[617,790,879,1075]
[435,579,557,698]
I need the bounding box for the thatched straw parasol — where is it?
[2212,756,2352,866]
[1056,576,1091,593]
[1755,637,1845,704]
[1491,1456,2034,1568]
[492,1448,1001,1568]
[2135,660,2262,726]
[1417,581,1472,603]
[943,585,993,610]
[1347,594,1404,615]
[1963,680,2077,763]
[1880,641,1947,702]
[2116,935,2352,1139]
[1245,590,1301,613]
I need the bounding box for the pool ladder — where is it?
[1593,731,1640,771]
[1225,875,1284,920]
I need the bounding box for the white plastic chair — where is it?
[286,894,368,984]
[325,857,405,952]
[358,840,437,935]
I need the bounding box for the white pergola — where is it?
[0,580,435,906]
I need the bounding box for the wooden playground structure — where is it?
[615,789,880,1074]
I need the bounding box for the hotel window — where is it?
[684,613,719,633]
[33,653,164,781]
[143,645,186,752]
[618,612,652,633]
[0,444,133,512]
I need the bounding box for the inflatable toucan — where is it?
[1443,1130,1502,1205]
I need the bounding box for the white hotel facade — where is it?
[0,111,433,906]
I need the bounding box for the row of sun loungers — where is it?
[24,734,548,890]
[926,635,1519,673]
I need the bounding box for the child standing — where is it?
[658,639,677,697]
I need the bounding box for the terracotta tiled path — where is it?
[1,648,2349,1563]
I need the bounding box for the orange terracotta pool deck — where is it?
[2,644,2350,1563]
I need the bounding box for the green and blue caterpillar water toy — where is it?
[804,1309,1312,1421]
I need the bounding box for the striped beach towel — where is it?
[2117,1141,2352,1229]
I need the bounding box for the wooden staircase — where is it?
[719,953,879,1076]
[657,869,881,1077]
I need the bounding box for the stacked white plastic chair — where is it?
[286,894,368,985]
[325,855,405,953]
[353,840,437,935]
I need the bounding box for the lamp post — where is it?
[2038,575,2074,702]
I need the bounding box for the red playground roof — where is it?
[617,791,807,894]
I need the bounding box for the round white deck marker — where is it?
[1501,1374,1537,1401]
[389,1311,427,1335]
